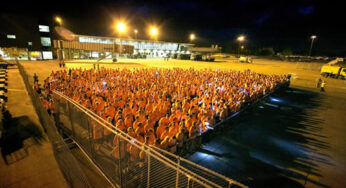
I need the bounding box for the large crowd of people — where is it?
[43,67,288,155]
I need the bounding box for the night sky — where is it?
[3,0,346,56]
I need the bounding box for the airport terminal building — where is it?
[54,34,195,60]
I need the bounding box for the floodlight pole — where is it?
[309,37,316,56]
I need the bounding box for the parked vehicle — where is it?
[178,54,191,60]
[321,65,346,79]
[191,54,202,61]
[239,56,252,63]
[202,55,215,62]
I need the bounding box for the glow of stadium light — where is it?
[237,35,245,42]
[134,29,138,34]
[116,22,127,34]
[55,17,62,25]
[190,33,195,41]
[149,26,159,39]
[311,35,317,39]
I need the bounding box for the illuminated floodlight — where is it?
[149,26,158,39]
[190,33,195,41]
[311,35,317,39]
[237,35,245,42]
[116,22,127,34]
[134,29,138,39]
[55,17,62,25]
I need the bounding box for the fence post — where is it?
[147,147,151,188]
[187,176,191,188]
[117,135,123,188]
[175,157,180,188]
[67,102,75,137]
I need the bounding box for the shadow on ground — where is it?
[0,110,44,165]
[187,88,332,188]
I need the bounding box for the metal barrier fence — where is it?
[17,62,92,187]
[53,90,248,188]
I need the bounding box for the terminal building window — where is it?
[41,37,51,47]
[7,34,16,39]
[39,25,50,32]
[42,51,53,59]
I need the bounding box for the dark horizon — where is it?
[2,0,346,56]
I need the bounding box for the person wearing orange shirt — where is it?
[168,121,179,137]
[145,102,153,114]
[160,125,170,141]
[185,116,195,130]
[132,116,140,129]
[155,124,165,141]
[128,143,140,162]
[158,114,170,128]
[188,122,198,140]
[143,119,154,133]
[135,122,145,135]
[145,129,156,145]
[127,127,137,138]
[136,110,146,123]
[168,136,177,154]
[116,118,126,132]
[124,114,134,129]
[175,127,185,149]
[136,132,145,143]
[122,104,132,117]
[159,136,169,151]
[104,116,113,136]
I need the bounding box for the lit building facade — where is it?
[75,35,193,58]
[0,13,53,60]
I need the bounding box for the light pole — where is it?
[114,21,127,61]
[116,21,127,47]
[309,35,317,56]
[237,35,245,56]
[134,29,138,40]
[148,26,158,57]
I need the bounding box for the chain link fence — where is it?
[53,90,248,188]
[17,62,91,187]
